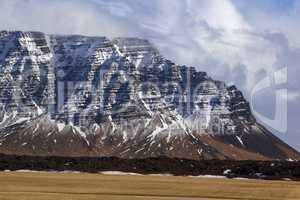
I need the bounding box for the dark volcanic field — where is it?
[1,154,300,181]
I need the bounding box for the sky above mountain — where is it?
[0,0,300,150]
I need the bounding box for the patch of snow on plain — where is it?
[15,170,40,173]
[233,177,250,180]
[283,178,292,181]
[190,175,227,179]
[148,173,173,177]
[100,171,142,176]
[12,170,81,174]
[223,169,232,175]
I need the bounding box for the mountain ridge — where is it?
[0,30,299,160]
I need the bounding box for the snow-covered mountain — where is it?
[0,31,299,160]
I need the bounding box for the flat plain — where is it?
[0,171,300,200]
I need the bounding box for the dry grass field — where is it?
[0,171,300,200]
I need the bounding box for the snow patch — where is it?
[113,44,124,57]
[236,136,245,147]
[57,123,66,132]
[223,169,232,175]
[190,175,227,179]
[100,171,142,176]
[71,125,89,146]
[32,124,39,134]
[21,142,27,146]
[14,117,30,124]
[287,158,296,162]
[0,113,9,126]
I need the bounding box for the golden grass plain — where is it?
[0,171,300,200]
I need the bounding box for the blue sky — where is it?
[0,0,299,150]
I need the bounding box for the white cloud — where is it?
[246,0,300,47]
[0,0,137,37]
[186,0,250,30]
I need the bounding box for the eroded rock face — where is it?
[0,31,299,160]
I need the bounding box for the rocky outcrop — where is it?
[0,31,299,160]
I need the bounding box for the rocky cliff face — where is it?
[0,31,299,160]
